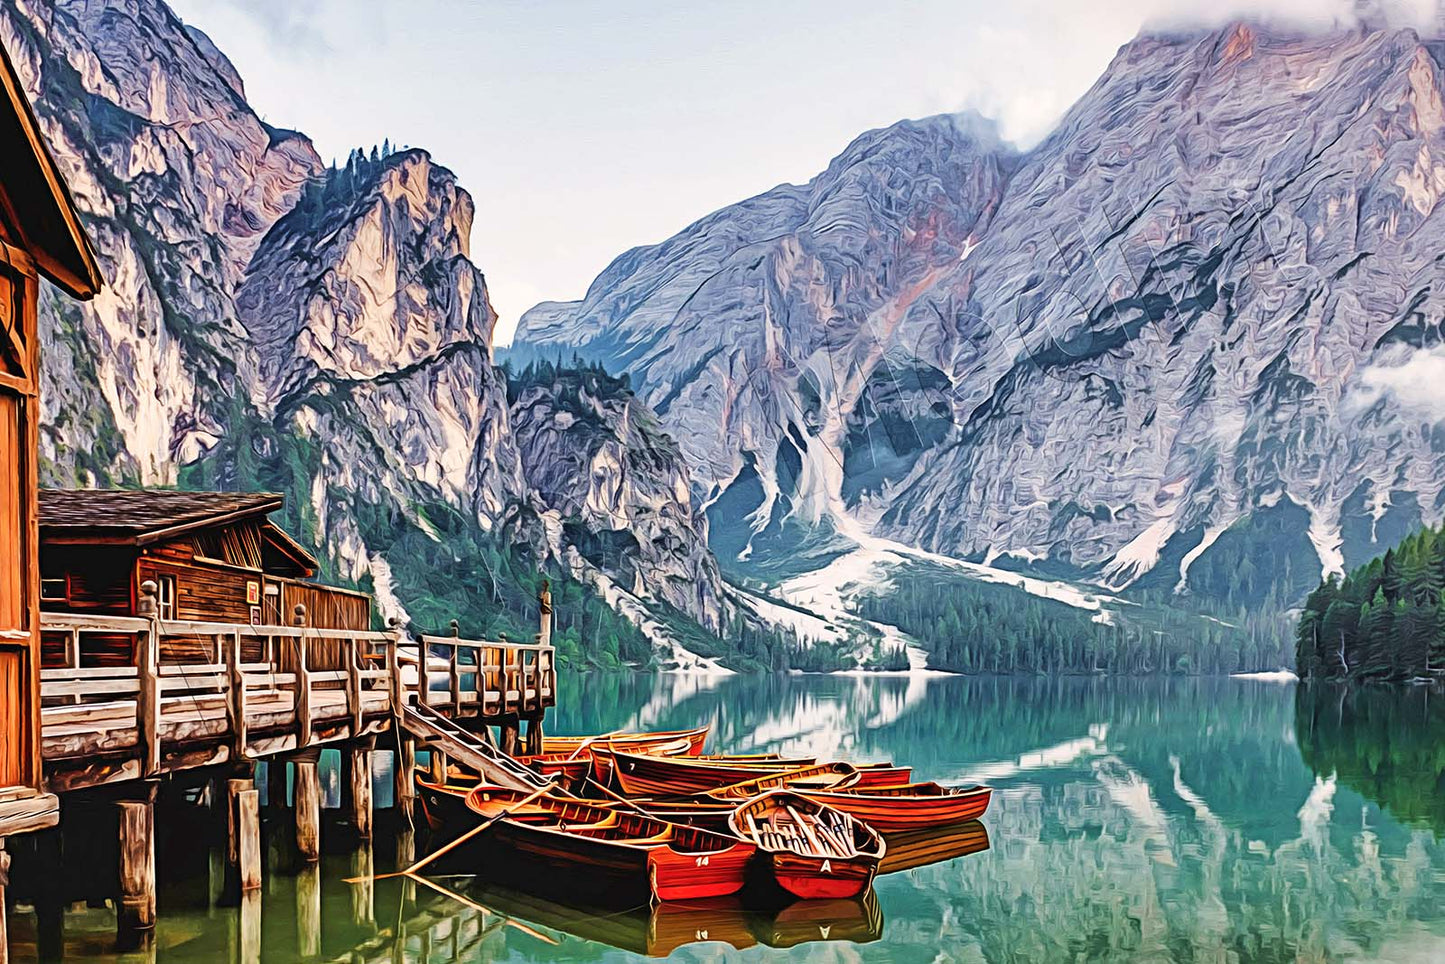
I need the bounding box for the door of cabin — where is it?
[0,248,41,796]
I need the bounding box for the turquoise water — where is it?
[9,674,1445,961]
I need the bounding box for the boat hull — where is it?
[804,785,991,833]
[766,851,878,900]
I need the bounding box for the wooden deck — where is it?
[38,612,556,793]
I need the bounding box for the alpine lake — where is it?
[8,674,1445,962]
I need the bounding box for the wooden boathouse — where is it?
[4,482,558,958]
[0,29,104,960]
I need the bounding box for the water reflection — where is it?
[9,675,1445,962]
[1295,683,1445,834]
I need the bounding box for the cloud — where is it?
[1350,346,1445,420]
[209,0,332,56]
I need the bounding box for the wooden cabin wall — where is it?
[279,580,372,671]
[39,545,135,667]
[0,234,42,796]
[138,542,258,663]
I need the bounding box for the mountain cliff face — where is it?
[5,0,726,660]
[514,115,1017,568]
[506,361,725,632]
[515,20,1445,611]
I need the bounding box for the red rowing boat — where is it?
[600,747,818,795]
[461,785,755,904]
[701,763,862,800]
[729,791,884,900]
[541,725,710,758]
[803,783,992,833]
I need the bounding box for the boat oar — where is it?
[582,774,663,818]
[347,778,559,883]
[564,727,626,762]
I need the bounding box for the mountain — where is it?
[4,0,729,666]
[515,20,1445,620]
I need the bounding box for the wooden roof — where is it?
[0,36,102,298]
[39,490,287,545]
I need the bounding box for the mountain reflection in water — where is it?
[8,674,1444,962]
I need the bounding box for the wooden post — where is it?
[225,629,247,757]
[236,789,261,893]
[394,737,416,820]
[225,777,253,869]
[137,581,161,777]
[395,829,415,909]
[292,605,312,747]
[293,751,321,863]
[417,636,430,709]
[537,579,552,647]
[526,715,545,756]
[263,759,285,809]
[428,749,448,785]
[348,742,373,840]
[117,793,156,949]
[346,637,363,737]
[295,862,320,961]
[385,620,402,712]
[448,620,462,710]
[500,721,520,756]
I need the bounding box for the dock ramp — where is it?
[400,702,549,792]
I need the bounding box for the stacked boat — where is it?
[415,724,992,907]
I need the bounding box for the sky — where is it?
[166,0,1436,344]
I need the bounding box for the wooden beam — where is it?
[348,744,373,840]
[293,756,321,863]
[225,630,247,757]
[394,737,415,821]
[236,789,261,893]
[117,795,156,949]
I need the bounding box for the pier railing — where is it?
[37,610,399,792]
[403,626,555,719]
[36,609,556,792]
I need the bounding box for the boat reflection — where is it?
[878,819,991,875]
[455,882,883,956]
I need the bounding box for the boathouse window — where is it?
[40,577,67,603]
[157,574,176,620]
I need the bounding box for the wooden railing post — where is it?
[417,634,430,709]
[137,581,161,777]
[293,604,312,746]
[385,619,402,712]
[225,629,247,758]
[347,636,363,737]
[448,620,462,711]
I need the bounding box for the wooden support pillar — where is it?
[236,789,261,893]
[525,715,545,756]
[394,738,416,821]
[33,828,64,963]
[348,742,373,840]
[395,830,415,910]
[428,749,448,785]
[117,793,157,949]
[262,759,285,809]
[295,862,321,961]
[500,721,520,756]
[226,777,254,869]
[293,751,322,863]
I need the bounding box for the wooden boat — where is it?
[701,763,862,800]
[600,746,818,796]
[514,752,593,791]
[540,725,710,758]
[803,783,992,833]
[462,785,756,905]
[878,820,990,875]
[848,765,914,788]
[729,791,885,900]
